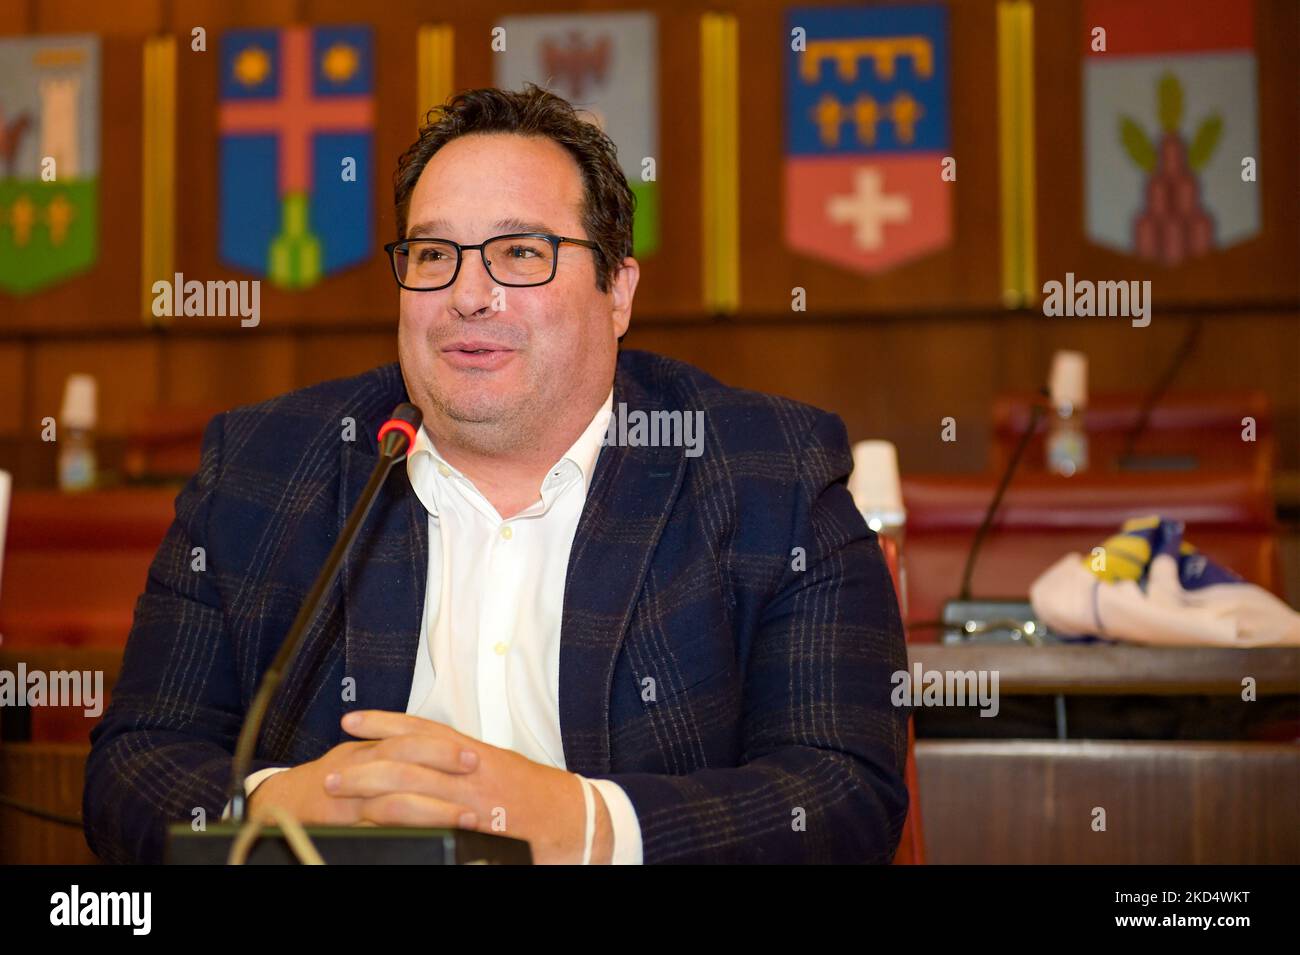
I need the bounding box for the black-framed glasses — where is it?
[384,233,602,291]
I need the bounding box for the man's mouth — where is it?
[440,341,517,370]
[443,341,513,354]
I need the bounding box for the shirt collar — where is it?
[558,386,614,494]
[407,387,614,515]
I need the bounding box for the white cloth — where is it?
[232,388,643,863]
[1031,552,1300,647]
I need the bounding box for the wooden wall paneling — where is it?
[159,332,296,408]
[737,0,1005,317]
[1032,0,1300,309]
[0,1,33,35]
[453,0,705,321]
[624,319,997,473]
[29,337,161,436]
[0,344,23,436]
[29,0,162,35]
[872,317,1001,471]
[293,330,397,388]
[995,310,1205,396]
[627,305,1299,475]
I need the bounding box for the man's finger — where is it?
[369,734,478,773]
[358,792,479,830]
[342,710,467,743]
[326,759,469,803]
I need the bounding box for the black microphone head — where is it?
[377,402,424,458]
[390,401,423,429]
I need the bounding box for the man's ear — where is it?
[610,256,639,340]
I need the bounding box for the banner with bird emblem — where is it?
[0,34,99,296]
[493,11,659,259]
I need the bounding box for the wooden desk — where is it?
[906,643,1300,863]
[916,740,1300,863]
[907,644,1300,695]
[0,743,97,865]
[0,647,123,743]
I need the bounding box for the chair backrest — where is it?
[0,487,177,650]
[991,390,1275,478]
[123,404,221,481]
[878,533,925,864]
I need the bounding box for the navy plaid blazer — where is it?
[84,349,909,864]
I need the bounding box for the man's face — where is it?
[397,132,636,455]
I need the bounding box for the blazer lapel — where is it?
[558,363,688,775]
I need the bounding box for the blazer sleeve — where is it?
[83,413,290,864]
[586,411,911,863]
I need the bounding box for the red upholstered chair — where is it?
[0,488,178,650]
[991,390,1276,480]
[0,488,177,742]
[123,404,222,482]
[879,534,926,864]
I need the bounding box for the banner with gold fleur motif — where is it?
[0,34,100,295]
[218,25,374,289]
[785,5,951,276]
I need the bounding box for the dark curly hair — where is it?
[393,84,636,294]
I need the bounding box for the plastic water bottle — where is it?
[1046,351,1089,477]
[58,374,98,492]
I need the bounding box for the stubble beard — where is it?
[423,372,545,457]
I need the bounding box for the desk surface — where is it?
[1,644,1297,696]
[906,644,1300,694]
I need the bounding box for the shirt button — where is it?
[500,525,513,540]
[493,641,509,656]
[437,463,451,477]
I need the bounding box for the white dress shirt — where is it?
[235,387,642,864]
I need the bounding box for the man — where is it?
[84,84,909,864]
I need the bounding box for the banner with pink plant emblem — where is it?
[1082,0,1259,267]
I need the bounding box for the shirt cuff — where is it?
[220,766,292,821]
[585,778,643,865]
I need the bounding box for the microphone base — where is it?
[165,823,532,865]
[941,598,1061,646]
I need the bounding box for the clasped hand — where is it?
[247,710,611,864]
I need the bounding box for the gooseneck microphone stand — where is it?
[226,402,423,822]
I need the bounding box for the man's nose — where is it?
[448,248,498,319]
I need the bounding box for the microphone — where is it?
[225,402,422,822]
[940,387,1051,644]
[377,401,421,458]
[1119,315,1204,467]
